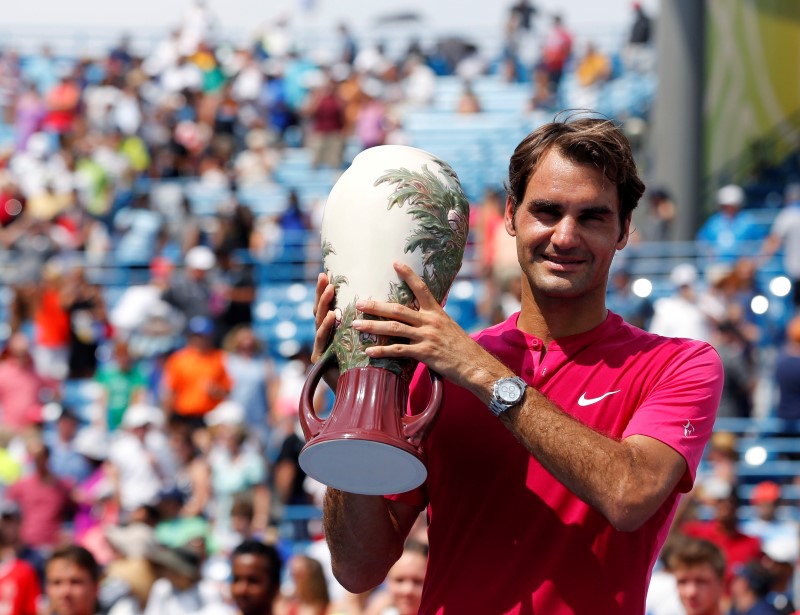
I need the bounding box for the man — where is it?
[312,118,724,612]
[761,183,800,307]
[45,546,100,615]
[230,539,282,615]
[6,439,73,553]
[108,403,171,515]
[44,405,91,484]
[161,315,231,430]
[729,562,782,615]
[162,245,216,324]
[668,538,726,615]
[0,501,40,615]
[681,485,762,590]
[741,481,799,550]
[696,184,761,263]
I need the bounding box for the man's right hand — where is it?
[312,272,340,389]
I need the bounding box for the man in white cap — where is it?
[696,184,760,262]
[162,245,216,325]
[108,404,174,516]
[649,263,714,342]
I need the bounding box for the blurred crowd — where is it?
[3,0,800,613]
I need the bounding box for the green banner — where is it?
[705,0,800,196]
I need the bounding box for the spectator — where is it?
[729,562,782,615]
[0,500,40,615]
[207,415,269,546]
[540,14,573,87]
[94,339,148,432]
[45,546,100,615]
[45,405,92,485]
[212,245,256,345]
[456,81,481,114]
[162,246,216,324]
[696,185,762,264]
[6,439,73,552]
[761,183,800,307]
[354,80,388,149]
[364,540,427,615]
[60,266,109,380]
[71,427,116,559]
[304,74,346,170]
[667,537,726,615]
[222,325,279,449]
[233,129,278,185]
[31,260,71,381]
[276,555,329,615]
[113,193,165,268]
[0,332,51,431]
[774,315,800,424]
[649,263,714,342]
[681,484,762,591]
[230,539,283,615]
[528,65,557,111]
[740,482,799,554]
[509,0,538,33]
[169,431,212,520]
[160,315,232,430]
[144,543,227,615]
[107,404,169,515]
[575,42,612,88]
[103,522,158,615]
[152,486,210,552]
[626,1,653,72]
[637,187,676,243]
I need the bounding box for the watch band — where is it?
[488,376,527,417]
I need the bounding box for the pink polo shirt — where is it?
[395,311,723,615]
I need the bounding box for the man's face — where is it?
[46,560,98,615]
[505,148,627,305]
[231,554,276,615]
[675,563,724,615]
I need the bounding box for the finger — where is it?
[356,298,421,326]
[311,311,336,363]
[315,284,335,330]
[313,272,330,317]
[393,261,438,309]
[352,317,419,341]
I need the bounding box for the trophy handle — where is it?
[299,350,335,440]
[402,370,444,446]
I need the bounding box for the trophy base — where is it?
[299,438,427,496]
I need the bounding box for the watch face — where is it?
[498,380,522,403]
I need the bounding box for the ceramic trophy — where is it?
[299,145,470,495]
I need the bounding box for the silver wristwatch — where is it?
[488,376,527,417]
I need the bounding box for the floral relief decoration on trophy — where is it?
[323,157,470,378]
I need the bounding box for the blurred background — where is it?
[0,1,800,614]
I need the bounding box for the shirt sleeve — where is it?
[622,341,724,492]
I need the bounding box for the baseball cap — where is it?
[73,427,109,461]
[204,400,245,427]
[716,184,744,208]
[670,263,698,288]
[121,404,164,430]
[184,246,216,271]
[187,315,215,336]
[750,480,781,505]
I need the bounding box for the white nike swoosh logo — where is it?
[578,390,621,406]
